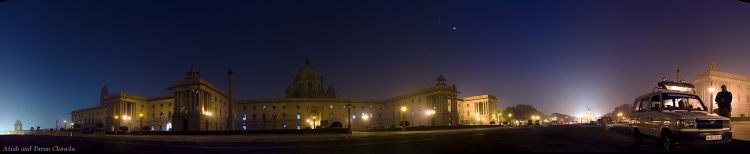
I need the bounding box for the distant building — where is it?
[14,120,22,131]
[71,58,495,131]
[693,61,750,117]
[457,95,498,125]
[578,108,596,123]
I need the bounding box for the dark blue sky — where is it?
[2,0,750,131]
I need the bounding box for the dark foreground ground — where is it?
[1,125,748,153]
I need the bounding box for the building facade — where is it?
[693,61,750,117]
[71,58,499,131]
[457,95,498,125]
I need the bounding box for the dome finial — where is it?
[436,74,447,85]
[709,60,718,71]
[186,65,200,79]
[305,56,310,65]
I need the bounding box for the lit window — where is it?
[297,125,301,130]
[297,113,301,120]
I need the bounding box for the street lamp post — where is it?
[508,113,513,126]
[430,110,435,126]
[313,116,317,129]
[114,115,119,131]
[63,119,67,129]
[709,87,716,114]
[346,103,352,133]
[425,109,435,126]
[139,113,144,131]
[401,106,407,131]
[124,115,131,131]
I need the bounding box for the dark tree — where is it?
[550,113,574,122]
[330,122,343,128]
[502,104,544,120]
[399,121,410,127]
[603,104,632,120]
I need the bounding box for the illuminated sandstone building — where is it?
[694,60,750,117]
[71,58,498,131]
[457,95,498,125]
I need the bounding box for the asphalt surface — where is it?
[1,125,748,153]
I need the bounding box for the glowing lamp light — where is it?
[708,87,716,92]
[401,106,407,112]
[667,85,690,91]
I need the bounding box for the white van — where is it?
[630,80,731,151]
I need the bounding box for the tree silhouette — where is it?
[502,104,544,120]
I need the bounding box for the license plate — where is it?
[706,135,722,141]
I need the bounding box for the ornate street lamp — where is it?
[400,106,407,131]
[312,116,317,129]
[139,113,144,131]
[709,87,716,114]
[346,103,352,133]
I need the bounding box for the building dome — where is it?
[286,57,333,98]
[295,58,322,80]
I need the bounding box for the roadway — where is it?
[1,125,748,153]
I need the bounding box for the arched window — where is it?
[252,114,257,120]
[296,113,301,120]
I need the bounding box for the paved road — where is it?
[732,121,750,141]
[1,125,748,153]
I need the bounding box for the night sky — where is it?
[2,0,750,131]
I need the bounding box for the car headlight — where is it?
[677,119,696,128]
